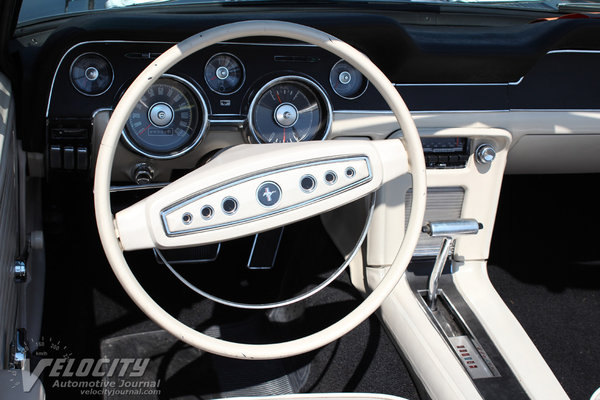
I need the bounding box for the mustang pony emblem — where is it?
[257,182,281,207]
[263,187,276,202]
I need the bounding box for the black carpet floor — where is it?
[488,174,600,400]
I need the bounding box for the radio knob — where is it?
[476,144,496,165]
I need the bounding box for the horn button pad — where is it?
[161,156,372,236]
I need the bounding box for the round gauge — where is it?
[248,76,332,144]
[204,53,245,94]
[123,75,209,159]
[329,59,368,99]
[70,53,114,96]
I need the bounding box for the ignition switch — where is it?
[133,163,154,185]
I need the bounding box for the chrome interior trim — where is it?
[109,182,169,192]
[415,289,501,378]
[91,107,113,121]
[157,192,376,310]
[160,155,373,236]
[546,49,600,54]
[208,118,245,125]
[395,81,516,87]
[120,73,210,160]
[333,109,512,115]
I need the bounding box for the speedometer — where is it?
[123,75,209,159]
[248,76,332,143]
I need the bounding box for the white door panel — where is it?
[0,71,19,368]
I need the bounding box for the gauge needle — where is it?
[298,104,318,114]
[174,105,194,112]
[283,127,286,142]
[138,123,152,136]
[276,91,282,104]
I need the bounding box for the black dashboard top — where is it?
[10,8,600,151]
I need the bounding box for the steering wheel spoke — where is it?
[116,139,408,251]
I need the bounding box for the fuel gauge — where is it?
[204,53,245,95]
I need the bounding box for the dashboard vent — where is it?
[405,187,465,257]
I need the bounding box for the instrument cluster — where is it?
[62,45,370,159]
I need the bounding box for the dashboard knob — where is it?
[475,144,496,164]
[134,163,154,185]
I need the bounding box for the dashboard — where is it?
[12,10,600,184]
[45,40,391,182]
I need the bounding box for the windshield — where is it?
[16,0,594,25]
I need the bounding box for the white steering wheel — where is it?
[94,20,426,360]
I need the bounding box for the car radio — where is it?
[421,137,470,169]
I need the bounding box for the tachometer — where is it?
[204,53,245,94]
[123,75,209,159]
[248,76,332,143]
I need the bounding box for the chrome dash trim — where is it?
[110,182,168,192]
[394,80,519,87]
[160,155,372,237]
[546,49,600,55]
[333,109,512,115]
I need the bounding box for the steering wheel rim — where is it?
[94,20,427,360]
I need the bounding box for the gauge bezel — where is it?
[204,52,246,95]
[69,52,115,97]
[121,73,210,160]
[329,59,369,100]
[247,75,333,144]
